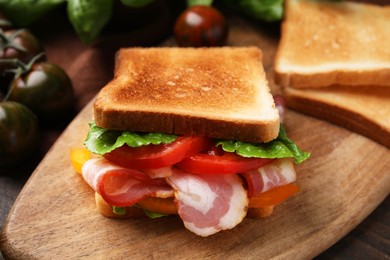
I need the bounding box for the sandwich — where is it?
[77,47,310,237]
[274,0,390,148]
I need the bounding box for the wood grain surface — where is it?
[1,14,390,260]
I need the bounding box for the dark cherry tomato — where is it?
[0,11,12,31]
[0,101,39,167]
[174,5,228,47]
[7,62,74,121]
[0,29,44,65]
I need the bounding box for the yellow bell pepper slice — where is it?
[70,147,91,174]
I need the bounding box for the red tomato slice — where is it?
[176,149,273,175]
[103,136,212,170]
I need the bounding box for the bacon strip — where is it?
[273,94,286,123]
[241,158,297,198]
[82,158,174,207]
[142,167,173,178]
[166,168,248,237]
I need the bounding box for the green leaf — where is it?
[217,125,310,164]
[143,209,169,218]
[186,0,213,7]
[120,0,155,8]
[112,206,126,215]
[112,205,168,218]
[67,0,113,43]
[0,0,65,26]
[220,0,284,22]
[84,121,178,155]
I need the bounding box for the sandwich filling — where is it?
[79,100,309,237]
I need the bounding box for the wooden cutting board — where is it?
[1,17,390,259]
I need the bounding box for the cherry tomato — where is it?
[7,61,74,121]
[174,5,228,47]
[0,101,39,167]
[248,183,300,208]
[176,147,273,175]
[104,136,212,169]
[0,12,12,31]
[0,29,44,64]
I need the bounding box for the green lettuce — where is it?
[143,209,169,219]
[112,206,168,218]
[85,121,309,164]
[216,125,310,164]
[84,121,178,155]
[112,206,126,215]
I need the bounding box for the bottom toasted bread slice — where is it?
[283,86,390,148]
[95,193,274,219]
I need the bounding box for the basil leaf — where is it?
[217,125,310,164]
[220,0,284,22]
[0,0,65,26]
[84,121,178,155]
[67,0,113,43]
[186,0,213,6]
[120,0,155,7]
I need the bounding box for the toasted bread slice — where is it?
[95,193,274,219]
[284,85,390,148]
[94,47,280,143]
[274,0,390,88]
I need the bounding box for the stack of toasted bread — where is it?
[274,0,390,148]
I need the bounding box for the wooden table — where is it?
[1,2,389,259]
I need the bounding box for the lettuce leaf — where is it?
[84,121,178,155]
[112,206,126,215]
[143,209,169,219]
[84,121,309,164]
[112,206,168,218]
[216,125,310,164]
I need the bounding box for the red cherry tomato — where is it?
[176,147,273,175]
[174,5,228,47]
[104,136,212,170]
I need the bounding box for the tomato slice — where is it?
[176,148,273,175]
[103,136,212,170]
[248,183,300,208]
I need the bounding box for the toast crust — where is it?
[274,0,390,88]
[94,47,280,143]
[284,86,390,148]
